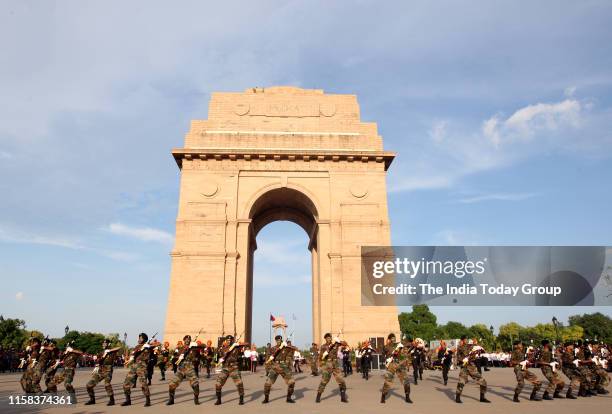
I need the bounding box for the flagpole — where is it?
[269,312,272,345]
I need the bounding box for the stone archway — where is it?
[245,187,319,343]
[163,86,400,346]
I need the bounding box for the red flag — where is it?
[270,314,275,322]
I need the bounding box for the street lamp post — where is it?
[552,316,560,344]
[65,325,69,336]
[489,325,495,351]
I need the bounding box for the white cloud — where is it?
[0,224,141,262]
[389,92,600,193]
[455,192,538,204]
[428,120,448,143]
[15,292,24,300]
[564,86,577,97]
[485,98,582,143]
[107,223,174,244]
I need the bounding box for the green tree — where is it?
[435,321,469,340]
[398,305,438,341]
[0,316,28,349]
[560,325,583,342]
[498,322,522,350]
[468,324,494,350]
[568,312,612,342]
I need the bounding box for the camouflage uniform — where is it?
[215,344,245,397]
[158,347,170,380]
[317,342,346,396]
[561,347,581,397]
[309,344,319,376]
[511,346,541,400]
[539,348,564,397]
[86,348,118,401]
[456,343,488,402]
[381,341,411,402]
[263,344,296,400]
[168,344,200,399]
[30,345,54,393]
[576,347,594,395]
[20,343,40,393]
[122,344,151,401]
[43,347,61,392]
[49,349,80,396]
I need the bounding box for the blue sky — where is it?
[1,1,611,348]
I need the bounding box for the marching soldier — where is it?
[538,339,564,399]
[30,338,55,394]
[19,337,41,393]
[412,338,425,384]
[262,335,297,404]
[47,342,83,404]
[167,334,201,405]
[85,338,120,406]
[146,344,158,385]
[560,341,580,399]
[42,340,61,393]
[315,333,348,403]
[510,341,541,402]
[437,340,453,386]
[158,342,170,380]
[203,340,215,378]
[455,335,490,404]
[121,333,157,407]
[215,334,248,405]
[380,333,412,404]
[576,340,596,396]
[360,340,374,380]
[309,342,319,376]
[592,341,610,394]
[171,341,182,374]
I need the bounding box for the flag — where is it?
[270,314,275,322]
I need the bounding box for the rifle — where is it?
[177,328,204,365]
[217,332,247,367]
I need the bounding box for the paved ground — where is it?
[0,367,609,413]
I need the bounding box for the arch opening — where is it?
[245,187,320,345]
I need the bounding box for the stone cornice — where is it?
[172,148,395,171]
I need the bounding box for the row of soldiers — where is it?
[18,332,610,406]
[510,338,610,401]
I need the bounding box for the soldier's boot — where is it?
[262,392,269,404]
[214,390,222,405]
[340,386,348,403]
[84,388,95,405]
[107,395,115,406]
[166,390,175,405]
[404,385,413,403]
[194,387,200,405]
[513,391,520,402]
[529,387,541,401]
[597,388,608,395]
[553,385,565,398]
[144,395,151,407]
[380,391,386,403]
[542,391,553,400]
[286,386,295,403]
[121,394,131,406]
[43,388,50,393]
[69,392,77,405]
[315,392,322,403]
[239,394,244,405]
[455,392,462,403]
[566,388,577,399]
[479,386,490,403]
[579,384,587,397]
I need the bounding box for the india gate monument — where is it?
[163,86,400,346]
